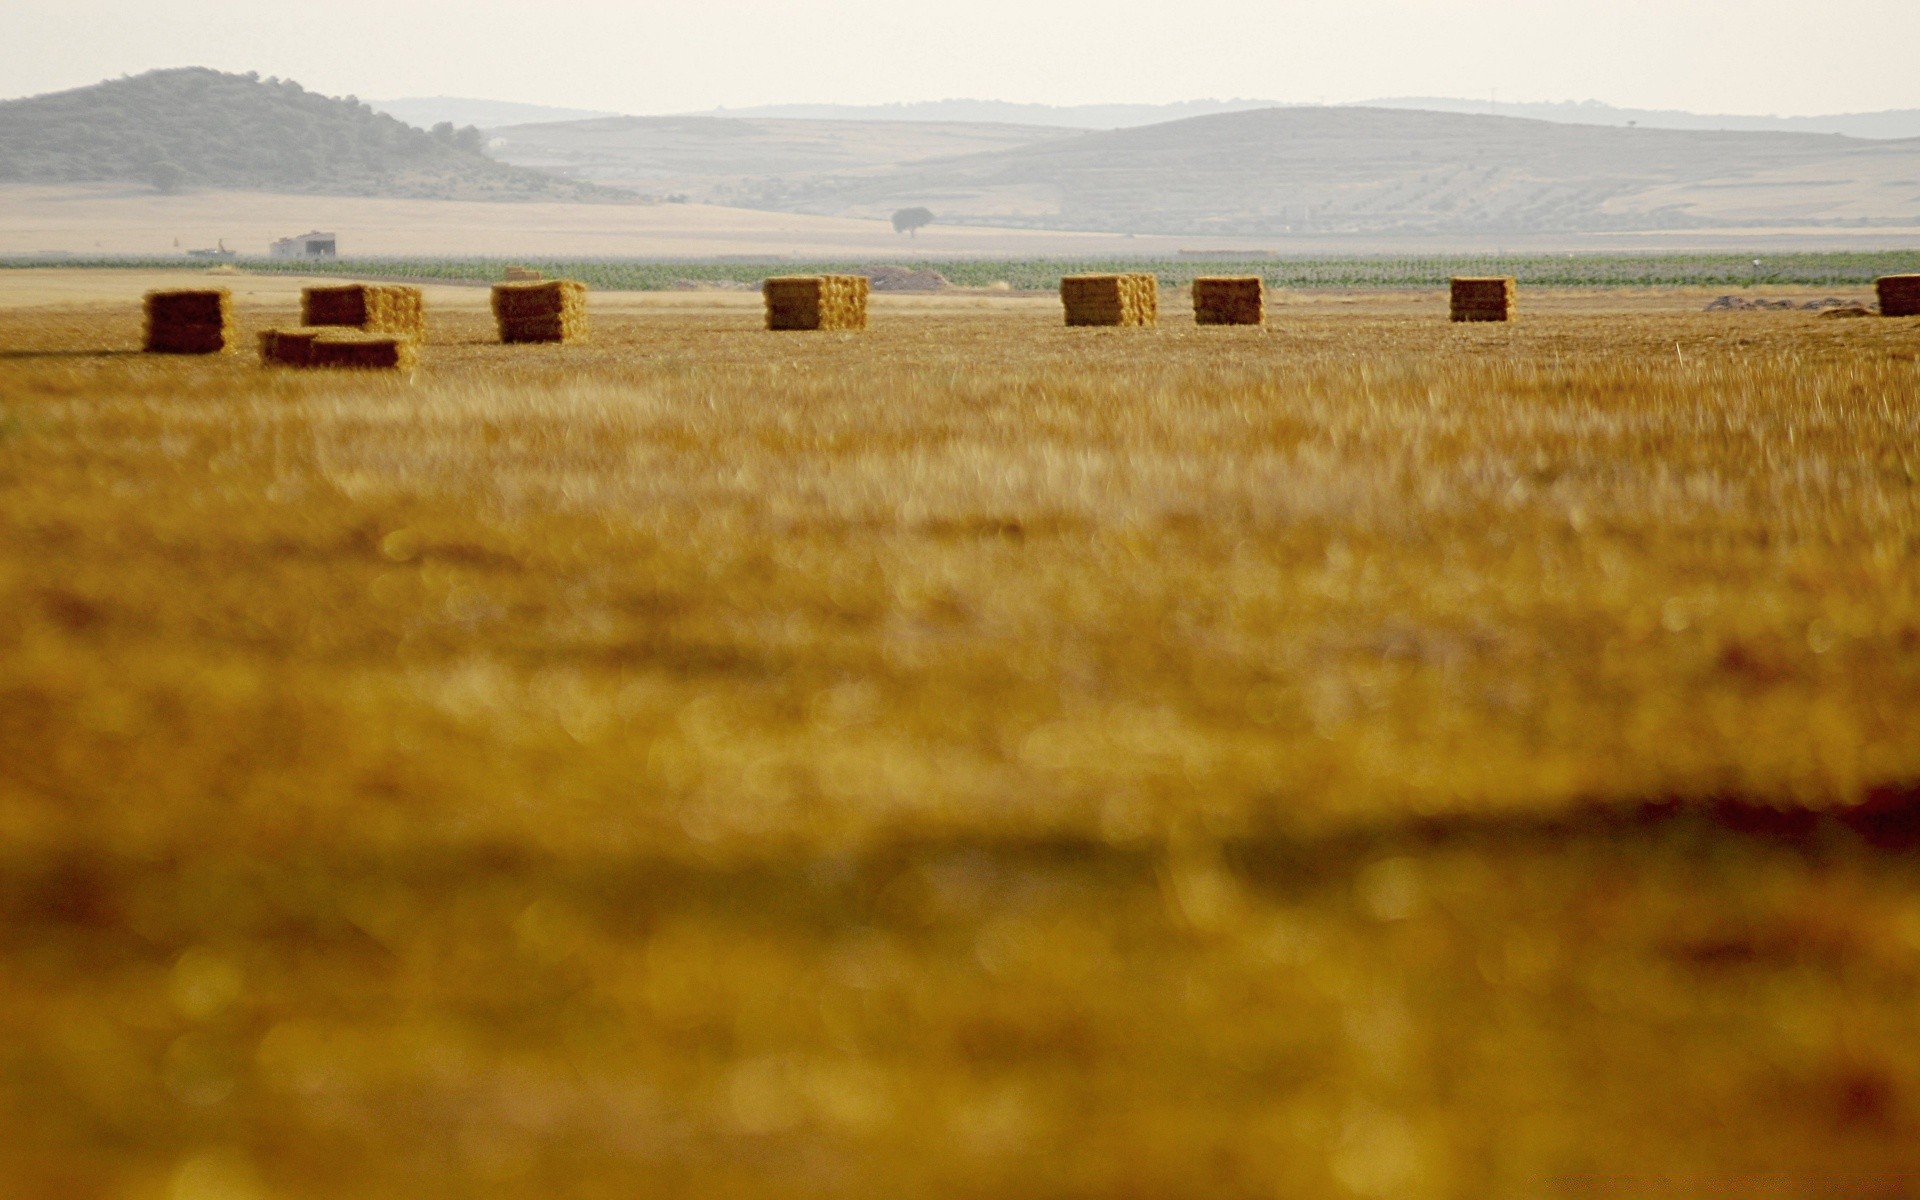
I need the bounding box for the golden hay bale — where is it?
[1877,275,1920,317]
[498,315,590,344]
[491,280,589,343]
[503,266,544,282]
[763,275,869,331]
[145,289,230,326]
[143,288,232,355]
[1191,277,1264,326]
[304,331,417,371]
[490,280,587,319]
[144,324,230,355]
[1134,273,1159,324]
[1451,276,1517,323]
[300,284,426,335]
[1061,274,1157,327]
[258,328,321,367]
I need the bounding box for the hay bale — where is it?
[304,331,417,371]
[1191,277,1264,326]
[1451,277,1516,323]
[258,328,322,367]
[763,275,869,331]
[1877,275,1920,317]
[503,266,543,282]
[1061,274,1157,326]
[300,284,426,335]
[143,288,232,354]
[491,280,589,343]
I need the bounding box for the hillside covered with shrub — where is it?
[0,68,628,202]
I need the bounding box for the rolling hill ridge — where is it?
[690,106,1920,236]
[0,69,626,203]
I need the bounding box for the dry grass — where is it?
[3,288,1920,1198]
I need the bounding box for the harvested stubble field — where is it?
[3,278,1920,1199]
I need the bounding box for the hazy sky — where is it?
[9,0,1920,115]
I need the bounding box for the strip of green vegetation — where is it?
[7,252,1918,290]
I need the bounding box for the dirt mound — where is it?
[1705,295,1862,312]
[863,265,949,292]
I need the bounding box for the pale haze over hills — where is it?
[369,97,622,130]
[10,0,1920,253]
[8,71,1920,250]
[9,0,1920,119]
[368,95,1920,142]
[482,105,1920,237]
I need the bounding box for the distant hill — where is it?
[368,92,1920,140]
[370,96,623,130]
[484,116,1079,204]
[1365,97,1920,141]
[734,106,1920,236]
[0,69,627,201]
[701,99,1287,129]
[693,98,1920,140]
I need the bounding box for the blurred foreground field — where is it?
[3,278,1919,1197]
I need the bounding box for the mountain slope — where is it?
[0,69,624,202]
[1364,97,1920,141]
[371,96,622,130]
[700,99,1287,129]
[756,106,1920,235]
[484,116,1079,205]
[701,97,1920,140]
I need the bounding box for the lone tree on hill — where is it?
[147,161,187,194]
[892,206,934,237]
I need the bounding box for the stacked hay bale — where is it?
[258,329,321,367]
[491,280,589,344]
[1191,276,1264,325]
[763,275,869,331]
[259,329,414,370]
[1877,275,1920,317]
[1061,274,1158,326]
[143,289,232,354]
[301,284,425,336]
[307,332,417,371]
[1451,277,1517,323]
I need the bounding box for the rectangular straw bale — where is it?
[491,280,589,342]
[145,289,230,326]
[1131,274,1158,324]
[498,315,590,344]
[301,284,425,335]
[503,266,543,282]
[143,288,232,354]
[258,328,321,367]
[1061,274,1157,326]
[490,280,586,319]
[1191,276,1264,325]
[1877,275,1920,317]
[763,275,868,331]
[305,331,417,371]
[1451,276,1516,322]
[145,323,230,355]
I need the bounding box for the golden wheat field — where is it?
[3,273,1920,1199]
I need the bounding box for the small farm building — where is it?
[270,231,337,259]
